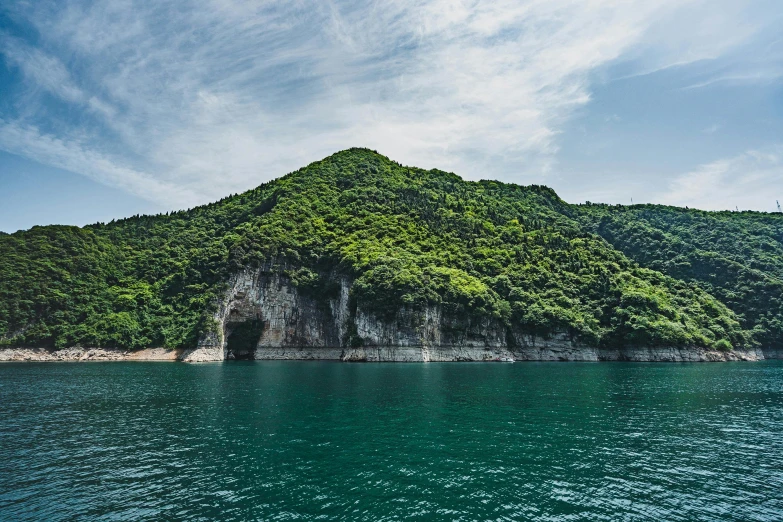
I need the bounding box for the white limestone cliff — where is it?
[180,266,770,363]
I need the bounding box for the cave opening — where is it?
[225,319,265,360]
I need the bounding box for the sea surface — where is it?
[0,361,781,521]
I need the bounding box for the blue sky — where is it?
[1,0,782,233]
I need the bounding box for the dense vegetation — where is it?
[579,205,783,348]
[1,148,780,352]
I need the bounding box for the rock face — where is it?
[182,266,774,363]
[0,347,180,362]
[761,347,783,360]
[181,265,350,362]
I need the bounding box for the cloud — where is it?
[660,147,783,211]
[0,120,202,207]
[0,0,776,208]
[681,68,783,90]
[1,35,85,104]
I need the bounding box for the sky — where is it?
[1,0,782,233]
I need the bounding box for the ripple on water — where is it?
[0,361,782,521]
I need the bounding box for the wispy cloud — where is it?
[0,120,201,206]
[660,147,783,211]
[681,69,783,90]
[0,0,776,208]
[1,36,85,105]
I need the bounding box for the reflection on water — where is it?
[1,361,781,521]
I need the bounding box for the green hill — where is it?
[1,148,780,353]
[579,204,783,348]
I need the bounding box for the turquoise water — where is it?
[0,361,781,521]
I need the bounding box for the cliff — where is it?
[174,266,769,362]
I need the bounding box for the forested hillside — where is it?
[1,148,780,352]
[579,205,783,348]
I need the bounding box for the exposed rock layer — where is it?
[0,345,771,363]
[181,267,776,363]
[0,347,180,362]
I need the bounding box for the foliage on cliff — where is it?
[1,148,779,351]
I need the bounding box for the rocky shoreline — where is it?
[0,345,777,363]
[254,345,771,362]
[0,347,181,362]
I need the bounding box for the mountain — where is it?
[1,148,781,361]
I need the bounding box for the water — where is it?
[0,361,781,521]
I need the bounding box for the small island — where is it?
[2,149,782,362]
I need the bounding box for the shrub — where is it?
[714,339,733,352]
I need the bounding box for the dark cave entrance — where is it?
[225,320,265,360]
